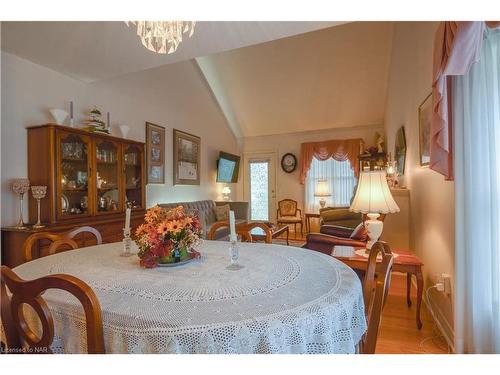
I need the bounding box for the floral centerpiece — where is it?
[134,205,202,268]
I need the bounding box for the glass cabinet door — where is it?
[124,144,144,210]
[57,131,91,218]
[95,139,122,214]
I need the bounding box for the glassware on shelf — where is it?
[31,185,47,229]
[11,178,30,229]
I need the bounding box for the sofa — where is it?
[159,200,248,240]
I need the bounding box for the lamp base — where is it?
[319,198,326,208]
[364,213,383,251]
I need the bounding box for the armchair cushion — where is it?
[303,233,366,255]
[278,200,298,216]
[277,213,302,222]
[349,223,368,241]
[320,225,354,238]
[213,204,230,221]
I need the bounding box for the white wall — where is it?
[1,51,239,226]
[384,22,455,343]
[240,125,384,218]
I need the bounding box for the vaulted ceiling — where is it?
[1,21,341,82]
[1,21,394,138]
[196,22,394,137]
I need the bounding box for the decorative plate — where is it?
[157,253,197,267]
[281,153,297,173]
[61,194,69,212]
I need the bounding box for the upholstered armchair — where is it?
[303,214,386,256]
[277,199,303,235]
[303,225,367,255]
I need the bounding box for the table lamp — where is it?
[349,170,399,250]
[222,186,231,201]
[314,179,331,208]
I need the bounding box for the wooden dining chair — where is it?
[207,222,273,243]
[24,226,103,262]
[360,241,394,354]
[0,265,105,354]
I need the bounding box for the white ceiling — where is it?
[196,22,394,137]
[0,21,341,82]
[1,21,394,138]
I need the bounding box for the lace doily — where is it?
[13,240,367,354]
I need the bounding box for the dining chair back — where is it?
[207,222,273,243]
[24,226,103,262]
[361,241,394,354]
[0,265,105,354]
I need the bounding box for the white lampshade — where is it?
[314,179,331,197]
[222,186,231,195]
[350,170,400,214]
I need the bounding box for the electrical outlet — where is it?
[441,273,452,295]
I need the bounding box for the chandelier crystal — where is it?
[127,21,196,54]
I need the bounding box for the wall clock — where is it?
[281,153,297,173]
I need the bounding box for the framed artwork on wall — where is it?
[418,93,432,166]
[395,126,407,175]
[146,122,165,184]
[173,129,201,185]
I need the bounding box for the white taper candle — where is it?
[229,210,236,241]
[125,207,131,230]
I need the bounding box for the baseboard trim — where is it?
[411,277,455,353]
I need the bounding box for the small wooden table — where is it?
[305,213,320,233]
[332,246,424,330]
[250,225,289,245]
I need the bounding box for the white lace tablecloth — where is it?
[13,240,366,354]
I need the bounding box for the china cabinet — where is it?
[1,124,146,267]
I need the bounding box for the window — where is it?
[305,157,357,213]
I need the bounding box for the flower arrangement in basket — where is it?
[134,205,202,268]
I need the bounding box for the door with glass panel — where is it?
[243,153,277,222]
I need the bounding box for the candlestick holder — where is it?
[226,237,244,271]
[121,228,134,257]
[31,185,47,229]
[11,179,30,230]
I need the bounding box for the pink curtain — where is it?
[431,22,486,180]
[299,139,363,184]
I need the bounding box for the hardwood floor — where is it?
[376,273,450,354]
[278,228,451,354]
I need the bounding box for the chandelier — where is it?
[127,21,196,54]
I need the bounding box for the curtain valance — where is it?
[431,21,487,180]
[299,138,363,184]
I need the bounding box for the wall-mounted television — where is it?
[216,151,240,183]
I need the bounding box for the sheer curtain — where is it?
[304,157,356,213]
[454,27,500,353]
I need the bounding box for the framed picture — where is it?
[146,122,165,184]
[395,126,407,175]
[173,129,201,185]
[418,93,432,166]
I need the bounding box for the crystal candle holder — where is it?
[31,185,47,229]
[121,228,134,257]
[226,237,244,271]
[11,179,30,230]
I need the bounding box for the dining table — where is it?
[12,240,367,354]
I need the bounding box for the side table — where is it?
[332,246,424,330]
[305,213,320,233]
